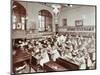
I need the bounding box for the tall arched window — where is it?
[12,1,26,30]
[38,10,52,32]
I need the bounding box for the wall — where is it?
[12,1,58,39]
[59,5,95,27]
[17,2,96,30]
[19,1,56,32]
[12,2,96,39]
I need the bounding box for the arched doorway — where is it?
[12,1,26,30]
[38,9,52,32]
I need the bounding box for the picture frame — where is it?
[62,18,67,26]
[75,20,83,26]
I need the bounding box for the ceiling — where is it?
[38,2,82,10]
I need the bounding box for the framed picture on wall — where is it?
[62,18,67,26]
[75,20,83,26]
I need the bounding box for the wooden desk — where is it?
[13,50,31,64]
[56,58,79,70]
[44,61,67,72]
[13,50,32,73]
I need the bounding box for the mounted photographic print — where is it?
[11,0,96,74]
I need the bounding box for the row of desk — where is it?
[13,50,79,73]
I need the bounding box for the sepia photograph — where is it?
[11,0,96,74]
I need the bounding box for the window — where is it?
[12,1,26,30]
[38,10,52,32]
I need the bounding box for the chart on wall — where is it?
[11,0,96,74]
